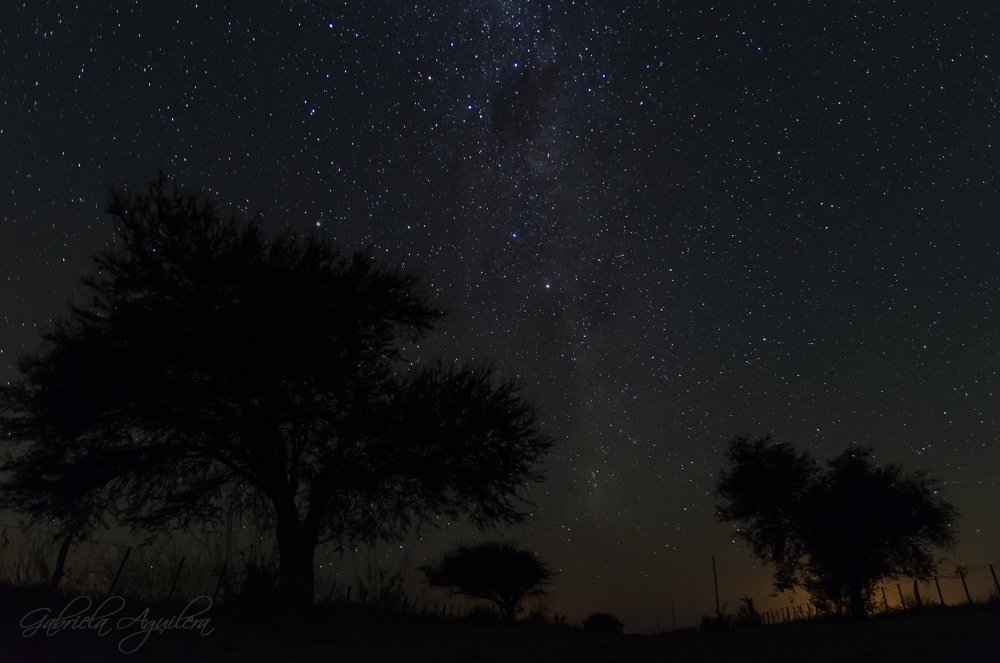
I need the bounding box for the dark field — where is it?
[0,586,996,662]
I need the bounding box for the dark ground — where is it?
[0,586,995,662]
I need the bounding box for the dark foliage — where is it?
[582,612,624,634]
[0,174,551,615]
[716,435,958,617]
[735,596,763,626]
[421,541,554,623]
[700,597,762,631]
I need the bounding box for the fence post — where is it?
[934,577,945,606]
[785,607,790,622]
[712,556,721,619]
[106,546,132,598]
[991,565,1000,597]
[897,583,905,608]
[913,580,922,608]
[212,563,227,602]
[959,569,972,604]
[167,556,185,600]
[881,587,889,611]
[50,534,75,590]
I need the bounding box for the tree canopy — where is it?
[582,612,624,634]
[716,435,958,617]
[0,174,551,614]
[420,541,554,623]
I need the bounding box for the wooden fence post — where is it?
[991,565,1000,597]
[167,556,185,600]
[712,556,721,619]
[959,569,972,604]
[913,580,922,608]
[106,547,132,598]
[897,583,905,608]
[212,563,227,602]
[881,587,889,611]
[50,534,74,590]
[934,577,945,606]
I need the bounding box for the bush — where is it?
[583,612,624,633]
[735,596,763,627]
[700,597,763,631]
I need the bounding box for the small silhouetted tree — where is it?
[421,541,553,623]
[0,174,551,616]
[582,612,624,633]
[734,596,762,627]
[716,435,958,618]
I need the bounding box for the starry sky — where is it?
[2,1,998,631]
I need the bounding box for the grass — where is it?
[2,529,998,661]
[1,581,998,662]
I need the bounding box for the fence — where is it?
[757,563,1000,625]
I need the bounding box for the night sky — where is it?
[2,1,998,631]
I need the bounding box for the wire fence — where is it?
[757,563,1000,625]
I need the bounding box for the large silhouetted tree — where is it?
[421,541,553,623]
[716,435,958,617]
[0,174,551,615]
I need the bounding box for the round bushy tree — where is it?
[716,435,958,617]
[421,541,554,623]
[583,612,624,633]
[0,174,552,616]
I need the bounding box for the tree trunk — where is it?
[49,534,74,590]
[499,598,518,624]
[276,515,317,618]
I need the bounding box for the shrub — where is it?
[583,612,624,633]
